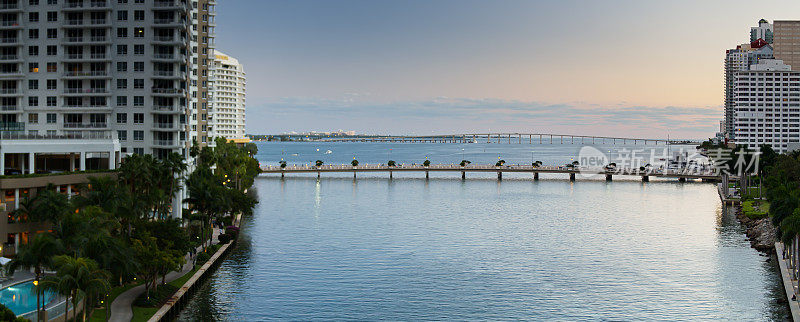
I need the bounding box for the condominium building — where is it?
[751,18,773,44]
[187,0,213,147]
[723,42,773,138]
[0,0,196,255]
[774,20,800,71]
[732,59,800,153]
[208,50,245,141]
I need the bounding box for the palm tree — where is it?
[532,161,542,168]
[39,255,109,322]
[459,160,470,167]
[315,160,324,168]
[351,159,359,167]
[6,233,63,322]
[423,160,431,167]
[387,160,396,167]
[495,160,506,167]
[279,160,287,169]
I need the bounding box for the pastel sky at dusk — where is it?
[216,0,800,139]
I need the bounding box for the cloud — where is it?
[246,97,721,139]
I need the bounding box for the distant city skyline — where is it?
[218,0,800,138]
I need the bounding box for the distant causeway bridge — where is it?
[260,164,720,182]
[314,133,699,145]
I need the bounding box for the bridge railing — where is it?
[260,163,716,176]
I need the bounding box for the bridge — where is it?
[260,163,719,182]
[314,133,699,145]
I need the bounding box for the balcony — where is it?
[152,36,186,45]
[0,20,20,29]
[63,70,109,78]
[153,1,187,11]
[63,2,84,9]
[153,139,176,146]
[63,122,108,129]
[0,121,24,131]
[0,105,16,111]
[153,53,185,61]
[153,122,175,129]
[0,130,113,140]
[0,88,17,95]
[0,70,22,78]
[153,70,185,79]
[90,18,108,25]
[65,37,84,43]
[89,1,108,8]
[0,37,17,44]
[64,19,84,26]
[151,88,185,97]
[0,3,21,12]
[63,88,109,94]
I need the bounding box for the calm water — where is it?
[178,142,789,321]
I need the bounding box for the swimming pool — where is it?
[0,281,55,316]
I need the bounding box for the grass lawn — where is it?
[743,200,770,219]
[88,281,143,322]
[130,267,199,322]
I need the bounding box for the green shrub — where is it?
[218,233,231,244]
[133,284,179,307]
[196,252,211,265]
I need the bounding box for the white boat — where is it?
[324,150,333,154]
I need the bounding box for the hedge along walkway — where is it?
[108,228,221,322]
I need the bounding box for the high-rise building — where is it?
[751,18,773,44]
[723,40,773,138]
[732,59,800,153]
[0,0,197,255]
[208,50,246,142]
[773,20,800,71]
[188,0,214,147]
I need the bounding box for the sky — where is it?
[216,0,800,139]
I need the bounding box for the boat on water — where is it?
[325,150,333,154]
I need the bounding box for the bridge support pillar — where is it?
[569,173,575,181]
[281,172,284,178]
[497,172,502,180]
[642,176,649,182]
[533,172,539,180]
[425,171,429,179]
[605,174,612,181]
[461,171,465,180]
[678,177,686,182]
[354,171,357,179]
[389,171,392,179]
[317,172,320,179]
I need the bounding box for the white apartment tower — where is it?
[0,0,193,174]
[208,50,244,141]
[733,59,800,153]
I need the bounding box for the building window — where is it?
[28,113,38,124]
[117,11,127,21]
[46,11,57,22]
[133,79,143,89]
[133,130,143,141]
[46,113,56,123]
[133,96,144,106]
[46,62,56,72]
[133,10,144,21]
[47,28,57,39]
[28,29,38,39]
[133,113,143,124]
[117,45,127,55]
[28,96,38,106]
[117,62,127,72]
[133,27,144,38]
[28,79,37,90]
[116,28,127,38]
[116,96,127,106]
[116,79,127,89]
[46,96,56,106]
[28,63,38,72]
[28,13,39,23]
[134,44,144,55]
[46,79,56,90]
[133,61,143,72]
[46,45,56,55]
[116,113,127,123]
[118,130,127,141]
[133,148,144,155]
[28,46,38,56]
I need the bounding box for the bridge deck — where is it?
[261,164,719,180]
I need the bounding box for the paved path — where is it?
[108,228,220,322]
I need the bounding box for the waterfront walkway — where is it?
[108,228,220,322]
[261,163,720,181]
[775,242,800,321]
